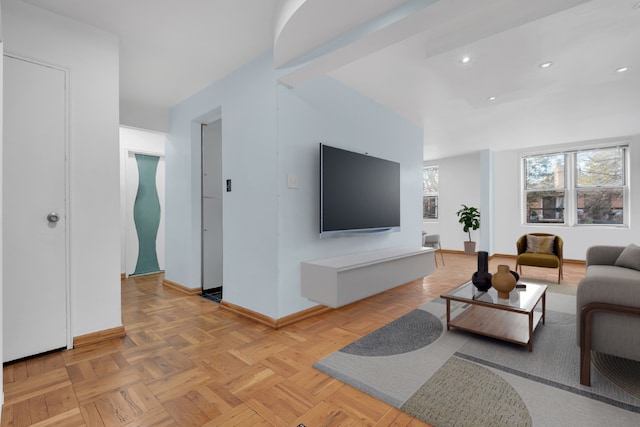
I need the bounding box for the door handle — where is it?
[47,212,60,223]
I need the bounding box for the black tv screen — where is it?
[320,144,400,238]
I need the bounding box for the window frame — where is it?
[423,164,439,221]
[521,144,629,227]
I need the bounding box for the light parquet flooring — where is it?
[2,253,585,426]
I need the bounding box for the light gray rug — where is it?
[313,289,640,427]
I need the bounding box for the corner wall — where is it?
[2,0,121,337]
[166,53,423,319]
[423,151,483,252]
[166,52,280,317]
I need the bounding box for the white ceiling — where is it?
[17,0,640,160]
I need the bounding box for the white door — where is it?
[202,121,223,291]
[2,55,68,362]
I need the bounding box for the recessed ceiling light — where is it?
[616,66,629,73]
[488,96,496,101]
[539,61,553,68]
[461,56,471,64]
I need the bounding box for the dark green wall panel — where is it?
[133,154,161,275]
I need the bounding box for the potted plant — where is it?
[456,204,480,255]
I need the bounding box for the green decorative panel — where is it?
[133,154,161,275]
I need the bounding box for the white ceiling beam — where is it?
[277,0,591,88]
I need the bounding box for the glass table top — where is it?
[441,280,547,312]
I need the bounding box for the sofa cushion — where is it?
[586,264,640,281]
[614,243,640,271]
[525,234,555,254]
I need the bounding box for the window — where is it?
[523,145,628,226]
[423,165,438,220]
[524,154,565,223]
[576,147,625,225]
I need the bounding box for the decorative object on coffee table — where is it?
[471,251,492,291]
[492,264,517,298]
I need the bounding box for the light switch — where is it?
[287,174,298,189]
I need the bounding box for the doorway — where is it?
[124,150,166,277]
[201,120,223,301]
[3,55,70,362]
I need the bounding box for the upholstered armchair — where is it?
[515,233,563,283]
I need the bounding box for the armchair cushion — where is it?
[614,243,640,271]
[525,234,556,254]
[517,253,560,268]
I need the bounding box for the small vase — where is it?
[492,264,517,299]
[471,251,492,292]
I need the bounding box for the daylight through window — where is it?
[523,145,628,226]
[423,165,439,220]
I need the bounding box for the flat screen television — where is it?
[320,143,400,238]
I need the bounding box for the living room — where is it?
[2,0,640,424]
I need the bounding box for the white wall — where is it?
[0,34,4,407]
[167,52,279,316]
[423,151,482,252]
[430,135,640,261]
[166,53,423,319]
[119,126,166,274]
[276,77,423,316]
[2,0,121,336]
[493,135,640,260]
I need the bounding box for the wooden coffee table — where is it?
[440,281,547,351]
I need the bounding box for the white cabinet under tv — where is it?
[301,247,435,308]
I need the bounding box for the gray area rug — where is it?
[341,309,442,356]
[314,288,640,427]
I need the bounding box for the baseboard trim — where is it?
[493,253,585,265]
[561,258,586,265]
[73,326,126,348]
[162,279,201,295]
[442,250,585,265]
[220,300,333,329]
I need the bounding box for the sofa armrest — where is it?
[576,270,640,352]
[577,274,640,308]
[585,245,625,267]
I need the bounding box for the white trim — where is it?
[127,149,165,158]
[519,137,631,158]
[120,124,167,136]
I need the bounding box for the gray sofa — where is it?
[577,245,640,385]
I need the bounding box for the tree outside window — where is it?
[576,147,625,225]
[524,154,565,224]
[423,166,438,220]
[523,145,627,226]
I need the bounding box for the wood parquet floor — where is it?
[2,253,585,426]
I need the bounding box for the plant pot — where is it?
[463,241,476,255]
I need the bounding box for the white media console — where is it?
[301,246,435,308]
